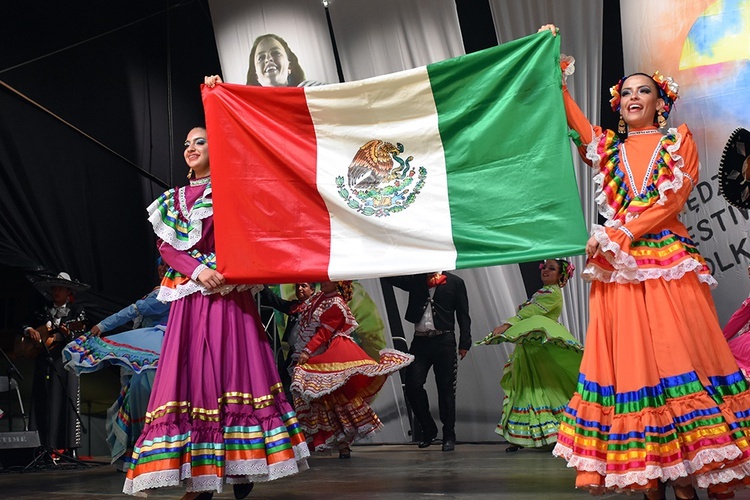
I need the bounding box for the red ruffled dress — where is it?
[552,86,750,497]
[291,291,413,452]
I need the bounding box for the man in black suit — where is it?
[22,272,88,456]
[385,271,471,452]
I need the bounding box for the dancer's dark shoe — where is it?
[233,482,254,499]
[417,436,437,448]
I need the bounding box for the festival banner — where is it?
[204,32,587,283]
[621,0,750,322]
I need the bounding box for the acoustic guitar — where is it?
[14,320,87,360]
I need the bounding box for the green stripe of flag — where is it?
[428,32,586,267]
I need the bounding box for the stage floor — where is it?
[0,443,746,499]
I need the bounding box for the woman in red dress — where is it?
[291,281,413,458]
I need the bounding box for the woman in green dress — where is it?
[478,259,582,452]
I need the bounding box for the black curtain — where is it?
[0,0,221,331]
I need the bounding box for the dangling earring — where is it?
[657,111,667,128]
[618,115,626,134]
[186,167,194,179]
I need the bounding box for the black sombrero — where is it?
[718,127,750,209]
[27,271,90,298]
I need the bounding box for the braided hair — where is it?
[336,280,354,302]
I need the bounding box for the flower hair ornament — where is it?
[557,259,575,287]
[539,260,575,287]
[609,71,680,131]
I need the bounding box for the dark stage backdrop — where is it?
[0,0,221,331]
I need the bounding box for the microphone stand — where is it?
[23,339,90,470]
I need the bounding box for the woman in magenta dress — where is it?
[123,127,309,499]
[291,280,413,458]
[723,265,750,379]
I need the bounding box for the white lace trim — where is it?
[590,224,637,271]
[146,184,213,252]
[123,445,310,495]
[560,54,575,85]
[191,264,208,281]
[553,441,750,490]
[156,281,257,303]
[586,127,686,223]
[291,349,414,401]
[582,225,718,289]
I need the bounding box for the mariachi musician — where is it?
[21,271,88,456]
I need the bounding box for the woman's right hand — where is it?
[538,24,558,36]
[297,351,310,365]
[204,75,223,88]
[585,235,601,259]
[197,268,226,291]
[90,325,102,337]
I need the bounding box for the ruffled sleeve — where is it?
[563,88,606,166]
[146,185,212,251]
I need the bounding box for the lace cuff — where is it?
[592,225,637,271]
[191,264,208,282]
[560,54,575,87]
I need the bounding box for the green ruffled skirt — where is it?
[477,316,583,448]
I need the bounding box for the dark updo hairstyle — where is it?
[336,281,354,302]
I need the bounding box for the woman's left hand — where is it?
[297,352,310,365]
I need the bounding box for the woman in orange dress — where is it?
[539,25,750,500]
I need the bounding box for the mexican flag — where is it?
[203,32,587,283]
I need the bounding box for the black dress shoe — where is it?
[195,493,214,500]
[233,482,254,499]
[441,439,455,452]
[505,445,522,453]
[418,437,437,448]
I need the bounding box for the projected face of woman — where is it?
[254,36,291,87]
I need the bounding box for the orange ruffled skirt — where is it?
[553,272,750,497]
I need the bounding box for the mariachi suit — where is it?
[385,272,471,442]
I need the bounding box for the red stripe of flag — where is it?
[203,83,332,283]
